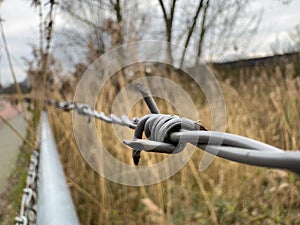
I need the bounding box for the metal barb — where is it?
[136,82,160,114]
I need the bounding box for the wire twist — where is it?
[46,100,138,129]
[126,114,207,165]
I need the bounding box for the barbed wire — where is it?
[45,99,138,129]
[10,82,300,224]
[8,86,300,174]
[124,118,300,173]
[44,97,300,174]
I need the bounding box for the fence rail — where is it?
[37,111,80,225]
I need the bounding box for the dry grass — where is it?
[47,62,300,225]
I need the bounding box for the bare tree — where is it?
[270,25,300,54]
[158,0,177,63]
[54,0,259,69]
[56,0,148,65]
[288,24,300,52]
[156,0,260,65]
[179,0,204,67]
[204,1,260,62]
[196,0,210,60]
[110,0,122,23]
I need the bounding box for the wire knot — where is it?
[124,114,207,165]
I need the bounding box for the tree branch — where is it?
[158,0,168,25]
[197,0,210,60]
[180,0,204,67]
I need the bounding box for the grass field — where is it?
[1,58,299,224]
[45,60,300,225]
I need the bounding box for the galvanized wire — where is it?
[15,92,300,177]
[123,114,300,174]
[46,100,138,129]
[171,131,300,173]
[43,98,300,173]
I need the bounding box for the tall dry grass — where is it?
[47,62,300,225]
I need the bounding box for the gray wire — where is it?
[169,131,300,173]
[169,131,283,152]
[26,98,300,173]
[197,145,300,174]
[48,100,138,129]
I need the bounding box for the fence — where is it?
[37,111,80,225]
[15,112,80,225]
[14,83,300,224]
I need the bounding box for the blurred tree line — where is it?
[25,0,262,96]
[56,0,260,65]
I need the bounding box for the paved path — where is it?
[0,101,26,194]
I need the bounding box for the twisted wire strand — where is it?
[171,131,299,173]
[11,97,300,173]
[46,100,138,129]
[197,145,300,173]
[169,131,283,152]
[124,114,300,173]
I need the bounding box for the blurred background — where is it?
[0,0,300,224]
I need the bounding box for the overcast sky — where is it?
[0,0,300,86]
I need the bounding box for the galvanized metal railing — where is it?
[37,111,80,225]
[15,111,81,225]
